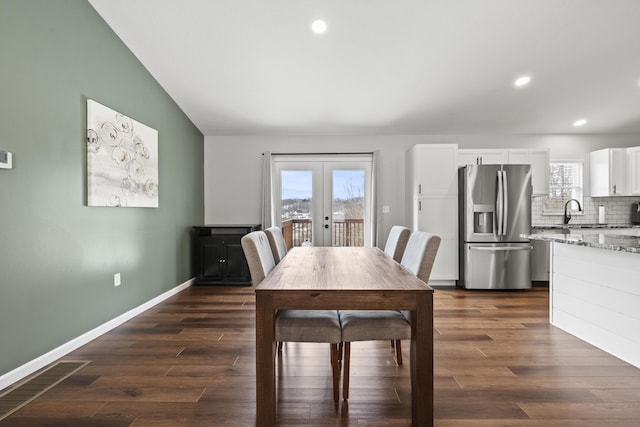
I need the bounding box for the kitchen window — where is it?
[543,161,584,214]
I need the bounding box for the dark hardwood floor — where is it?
[3,285,640,426]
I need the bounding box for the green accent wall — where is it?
[0,0,204,377]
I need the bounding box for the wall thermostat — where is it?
[0,150,13,169]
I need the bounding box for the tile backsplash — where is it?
[532,196,640,226]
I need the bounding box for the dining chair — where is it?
[240,231,342,402]
[382,226,411,350]
[339,231,441,400]
[383,225,411,262]
[264,226,288,264]
[264,227,288,350]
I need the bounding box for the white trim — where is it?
[0,278,194,391]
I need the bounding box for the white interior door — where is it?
[273,155,372,247]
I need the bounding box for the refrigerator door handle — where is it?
[469,246,533,251]
[495,170,503,237]
[502,169,508,235]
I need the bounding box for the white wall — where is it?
[204,134,640,244]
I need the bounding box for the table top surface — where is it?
[255,246,433,293]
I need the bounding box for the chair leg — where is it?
[342,342,351,400]
[395,340,403,366]
[330,344,340,402]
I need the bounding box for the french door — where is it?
[273,155,373,247]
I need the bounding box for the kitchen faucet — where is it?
[563,199,583,224]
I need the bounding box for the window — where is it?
[544,161,583,213]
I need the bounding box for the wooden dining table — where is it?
[255,246,434,427]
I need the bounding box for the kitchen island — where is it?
[529,232,640,368]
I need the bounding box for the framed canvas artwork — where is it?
[87,99,158,208]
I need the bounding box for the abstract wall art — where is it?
[87,99,159,208]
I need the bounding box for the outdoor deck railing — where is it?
[281,218,364,248]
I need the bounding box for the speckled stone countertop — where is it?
[532,224,640,230]
[527,233,640,254]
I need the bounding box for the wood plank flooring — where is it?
[2,285,640,426]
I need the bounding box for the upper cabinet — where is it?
[456,149,507,167]
[590,148,628,197]
[627,147,640,195]
[457,148,549,196]
[407,144,458,196]
[509,149,550,196]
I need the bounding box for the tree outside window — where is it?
[544,161,583,213]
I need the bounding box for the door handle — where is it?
[502,170,508,235]
[469,246,533,251]
[496,171,503,237]
[324,224,329,229]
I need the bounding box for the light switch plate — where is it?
[0,151,12,169]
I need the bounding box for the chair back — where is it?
[400,231,441,284]
[264,226,288,264]
[384,226,411,262]
[241,231,276,285]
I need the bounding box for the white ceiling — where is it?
[89,0,640,136]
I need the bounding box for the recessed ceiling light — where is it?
[311,19,328,35]
[573,118,588,127]
[514,75,531,87]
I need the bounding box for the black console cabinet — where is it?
[192,224,261,285]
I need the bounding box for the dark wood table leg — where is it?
[411,293,434,427]
[255,294,276,427]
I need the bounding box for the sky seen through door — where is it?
[281,170,364,199]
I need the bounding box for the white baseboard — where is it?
[0,278,194,392]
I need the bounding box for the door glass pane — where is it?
[280,170,313,248]
[332,170,365,247]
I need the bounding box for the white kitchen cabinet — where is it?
[590,148,628,196]
[406,144,458,195]
[506,149,529,164]
[627,147,640,195]
[506,149,549,196]
[415,196,458,281]
[457,149,507,167]
[406,144,458,286]
[458,148,549,195]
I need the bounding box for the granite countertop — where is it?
[532,224,640,230]
[527,232,640,254]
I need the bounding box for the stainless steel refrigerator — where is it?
[458,164,532,290]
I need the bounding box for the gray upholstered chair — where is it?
[241,230,275,286]
[339,231,441,400]
[240,231,342,401]
[383,225,411,262]
[381,226,412,352]
[264,226,288,264]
